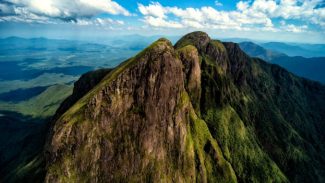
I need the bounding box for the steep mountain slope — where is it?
[45,32,325,183]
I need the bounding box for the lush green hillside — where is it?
[45,32,325,182]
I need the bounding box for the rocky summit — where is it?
[45,32,325,183]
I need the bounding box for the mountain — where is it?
[261,42,325,58]
[239,42,325,83]
[270,56,325,84]
[221,37,255,43]
[43,32,325,182]
[239,42,286,61]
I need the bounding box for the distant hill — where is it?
[239,42,325,83]
[239,42,286,61]
[261,42,325,58]
[221,37,254,43]
[0,36,109,52]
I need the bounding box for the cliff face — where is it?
[45,32,325,183]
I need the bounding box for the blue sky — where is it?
[0,0,324,43]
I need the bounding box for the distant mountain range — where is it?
[221,38,325,58]
[261,42,325,58]
[238,42,286,61]
[239,42,325,83]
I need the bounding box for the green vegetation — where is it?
[188,109,237,183]
[0,84,73,118]
[204,106,288,182]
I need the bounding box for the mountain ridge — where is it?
[44,31,325,182]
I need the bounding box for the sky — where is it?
[0,0,324,43]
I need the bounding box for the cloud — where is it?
[76,18,124,26]
[279,20,308,33]
[0,0,130,23]
[242,0,325,27]
[142,16,183,28]
[138,2,274,31]
[215,1,223,7]
[237,1,249,11]
[137,1,325,32]
[138,2,167,18]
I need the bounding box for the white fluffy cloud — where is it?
[0,0,130,23]
[138,2,274,31]
[242,0,325,27]
[279,20,308,33]
[138,2,167,19]
[236,1,249,11]
[142,16,183,28]
[138,1,325,32]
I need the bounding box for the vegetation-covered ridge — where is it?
[45,31,325,183]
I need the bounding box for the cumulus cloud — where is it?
[138,2,274,31]
[0,0,130,23]
[138,1,325,32]
[237,1,249,11]
[279,20,308,33]
[239,0,325,27]
[138,2,167,19]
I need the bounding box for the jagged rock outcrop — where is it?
[45,32,325,183]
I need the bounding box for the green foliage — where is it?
[188,109,237,183]
[204,106,288,183]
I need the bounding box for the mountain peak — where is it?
[175,31,211,51]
